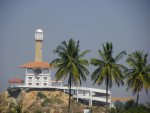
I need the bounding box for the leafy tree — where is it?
[114,101,124,113]
[126,51,150,105]
[125,99,136,110]
[51,39,90,113]
[109,100,150,113]
[90,42,126,106]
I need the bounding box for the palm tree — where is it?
[126,51,150,105]
[51,39,90,113]
[90,42,126,106]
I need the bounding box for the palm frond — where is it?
[51,38,90,86]
[114,51,126,62]
[126,50,150,97]
[78,50,91,58]
[90,58,105,66]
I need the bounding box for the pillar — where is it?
[89,91,92,106]
[76,87,79,102]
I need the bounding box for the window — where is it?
[37,77,40,80]
[44,77,47,80]
[43,69,49,74]
[44,83,47,86]
[28,83,32,86]
[34,68,42,74]
[27,68,33,73]
[36,83,39,86]
[28,77,32,82]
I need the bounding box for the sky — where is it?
[0,0,150,103]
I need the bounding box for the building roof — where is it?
[20,62,52,69]
[8,78,23,83]
[111,96,133,102]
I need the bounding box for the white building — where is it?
[8,29,111,106]
[19,29,53,87]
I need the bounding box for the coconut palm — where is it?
[51,39,90,113]
[90,42,126,106]
[126,51,150,105]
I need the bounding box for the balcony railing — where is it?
[26,73,50,76]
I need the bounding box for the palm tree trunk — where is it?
[106,75,108,107]
[136,92,139,106]
[68,75,72,113]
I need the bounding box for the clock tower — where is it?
[35,29,43,62]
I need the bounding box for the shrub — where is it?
[41,98,51,106]
[37,92,47,99]
[114,101,124,113]
[109,100,150,113]
[35,110,42,113]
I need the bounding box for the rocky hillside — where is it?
[0,89,106,113]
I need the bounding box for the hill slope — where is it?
[0,89,106,113]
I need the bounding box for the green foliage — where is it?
[15,105,22,113]
[51,39,90,85]
[37,92,47,99]
[109,100,150,113]
[126,51,150,104]
[114,101,124,113]
[90,42,126,104]
[125,99,136,110]
[41,98,51,106]
[91,42,126,87]
[41,95,63,106]
[34,110,42,113]
[51,39,90,113]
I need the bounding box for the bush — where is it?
[41,98,51,106]
[125,99,136,110]
[109,100,150,113]
[114,101,124,113]
[37,92,47,99]
[34,110,42,113]
[41,95,63,106]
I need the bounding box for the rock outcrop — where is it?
[0,89,106,113]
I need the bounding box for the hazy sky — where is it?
[0,0,150,103]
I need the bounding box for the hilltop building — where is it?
[8,29,111,106]
[20,29,53,87]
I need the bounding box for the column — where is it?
[110,93,111,107]
[64,89,65,93]
[25,76,28,86]
[32,76,35,87]
[76,87,79,102]
[89,90,92,106]
[26,69,28,74]
[49,69,52,86]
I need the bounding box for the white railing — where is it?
[26,73,50,76]
[8,84,111,105]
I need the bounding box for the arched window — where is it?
[27,68,34,73]
[42,68,49,74]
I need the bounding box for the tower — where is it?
[20,29,52,87]
[35,29,43,62]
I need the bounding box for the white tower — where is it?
[21,29,52,87]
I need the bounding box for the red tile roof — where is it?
[8,78,23,83]
[20,62,53,69]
